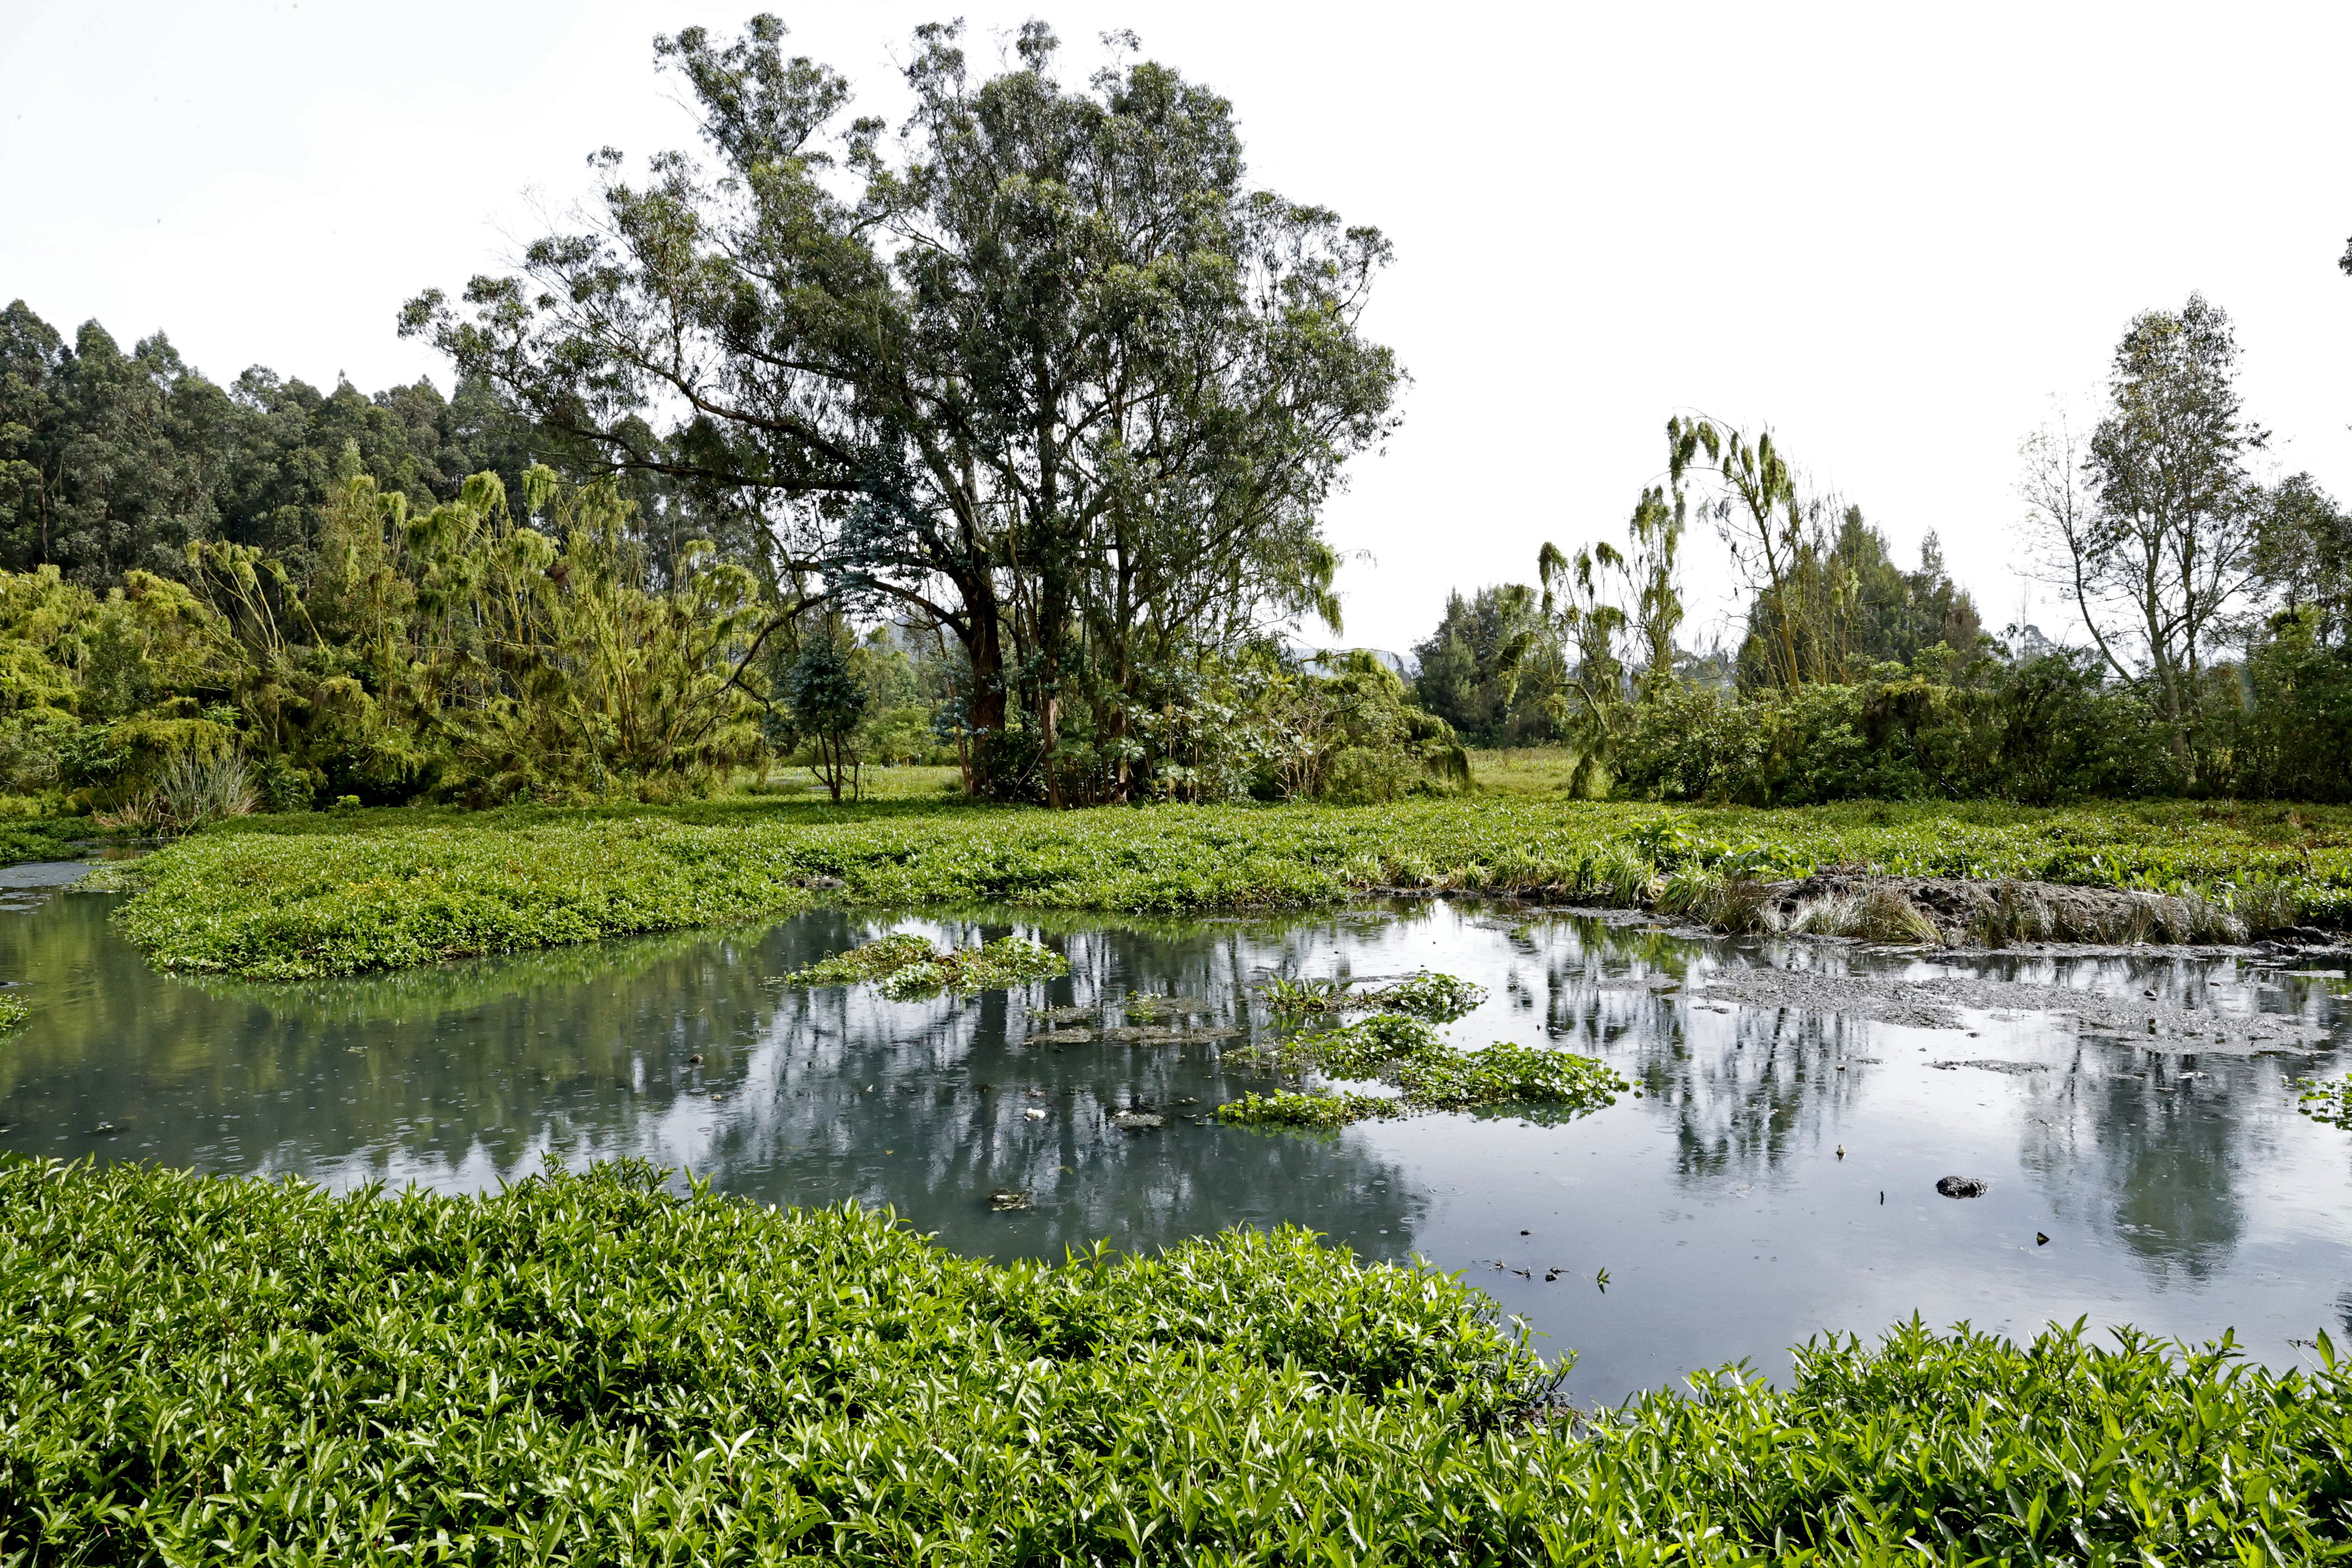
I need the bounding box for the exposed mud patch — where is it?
[1691,969,2335,1054]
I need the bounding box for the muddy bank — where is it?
[1690,968,2336,1055]
[1469,870,2349,953]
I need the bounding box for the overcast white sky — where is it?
[5,0,2347,656]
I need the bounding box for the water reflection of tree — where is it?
[1511,918,1869,1185]
[2012,1043,2273,1286]
[0,897,1422,1259]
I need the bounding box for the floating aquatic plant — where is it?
[777,933,1067,997]
[1366,971,1488,1022]
[1216,1090,1399,1129]
[2295,1074,2352,1129]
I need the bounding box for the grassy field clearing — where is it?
[92,791,2352,979]
[3,1156,2345,1564]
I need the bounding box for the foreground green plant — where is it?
[0,995,24,1031]
[777,934,1067,999]
[4,1158,2351,1564]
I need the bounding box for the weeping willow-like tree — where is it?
[185,453,774,804]
[1534,479,1688,796]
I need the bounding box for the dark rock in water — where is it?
[1935,1176,1989,1198]
[987,1188,1031,1211]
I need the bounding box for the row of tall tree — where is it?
[0,18,1470,814]
[1414,285,2350,803]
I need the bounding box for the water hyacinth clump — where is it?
[0,995,24,1031]
[1215,1089,1400,1129]
[778,933,1067,998]
[1366,971,1488,1021]
[2295,1074,2352,1129]
[1276,1011,1626,1121]
[1392,1040,1628,1114]
[1297,1011,1447,1076]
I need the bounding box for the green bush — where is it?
[5,1158,2352,1564]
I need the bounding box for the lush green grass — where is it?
[742,763,966,801]
[3,1156,2348,1564]
[1468,747,1590,796]
[105,795,2352,979]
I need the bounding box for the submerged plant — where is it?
[1216,1090,1399,1129]
[778,934,1067,998]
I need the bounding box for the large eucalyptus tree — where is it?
[405,17,1399,800]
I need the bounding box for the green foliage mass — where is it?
[0,995,24,1031]
[1391,1040,1629,1114]
[1215,1089,1400,1128]
[1262,970,1489,1024]
[1280,1013,1628,1119]
[1366,971,1489,1022]
[777,933,1067,999]
[2295,1074,2352,1129]
[1298,1011,1448,1077]
[7,1158,2352,1563]
[110,794,2352,979]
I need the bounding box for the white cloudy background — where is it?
[5,0,2346,657]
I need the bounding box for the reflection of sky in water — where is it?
[1,885,2347,1403]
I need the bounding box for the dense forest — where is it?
[1,17,2349,823]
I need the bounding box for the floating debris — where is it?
[1111,1111,1164,1131]
[1935,1176,1990,1198]
[987,1189,1032,1211]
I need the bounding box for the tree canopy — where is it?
[406,16,1400,803]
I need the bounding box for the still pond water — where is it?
[4,875,2350,1403]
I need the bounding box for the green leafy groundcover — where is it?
[108,796,2352,979]
[5,1161,2350,1565]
